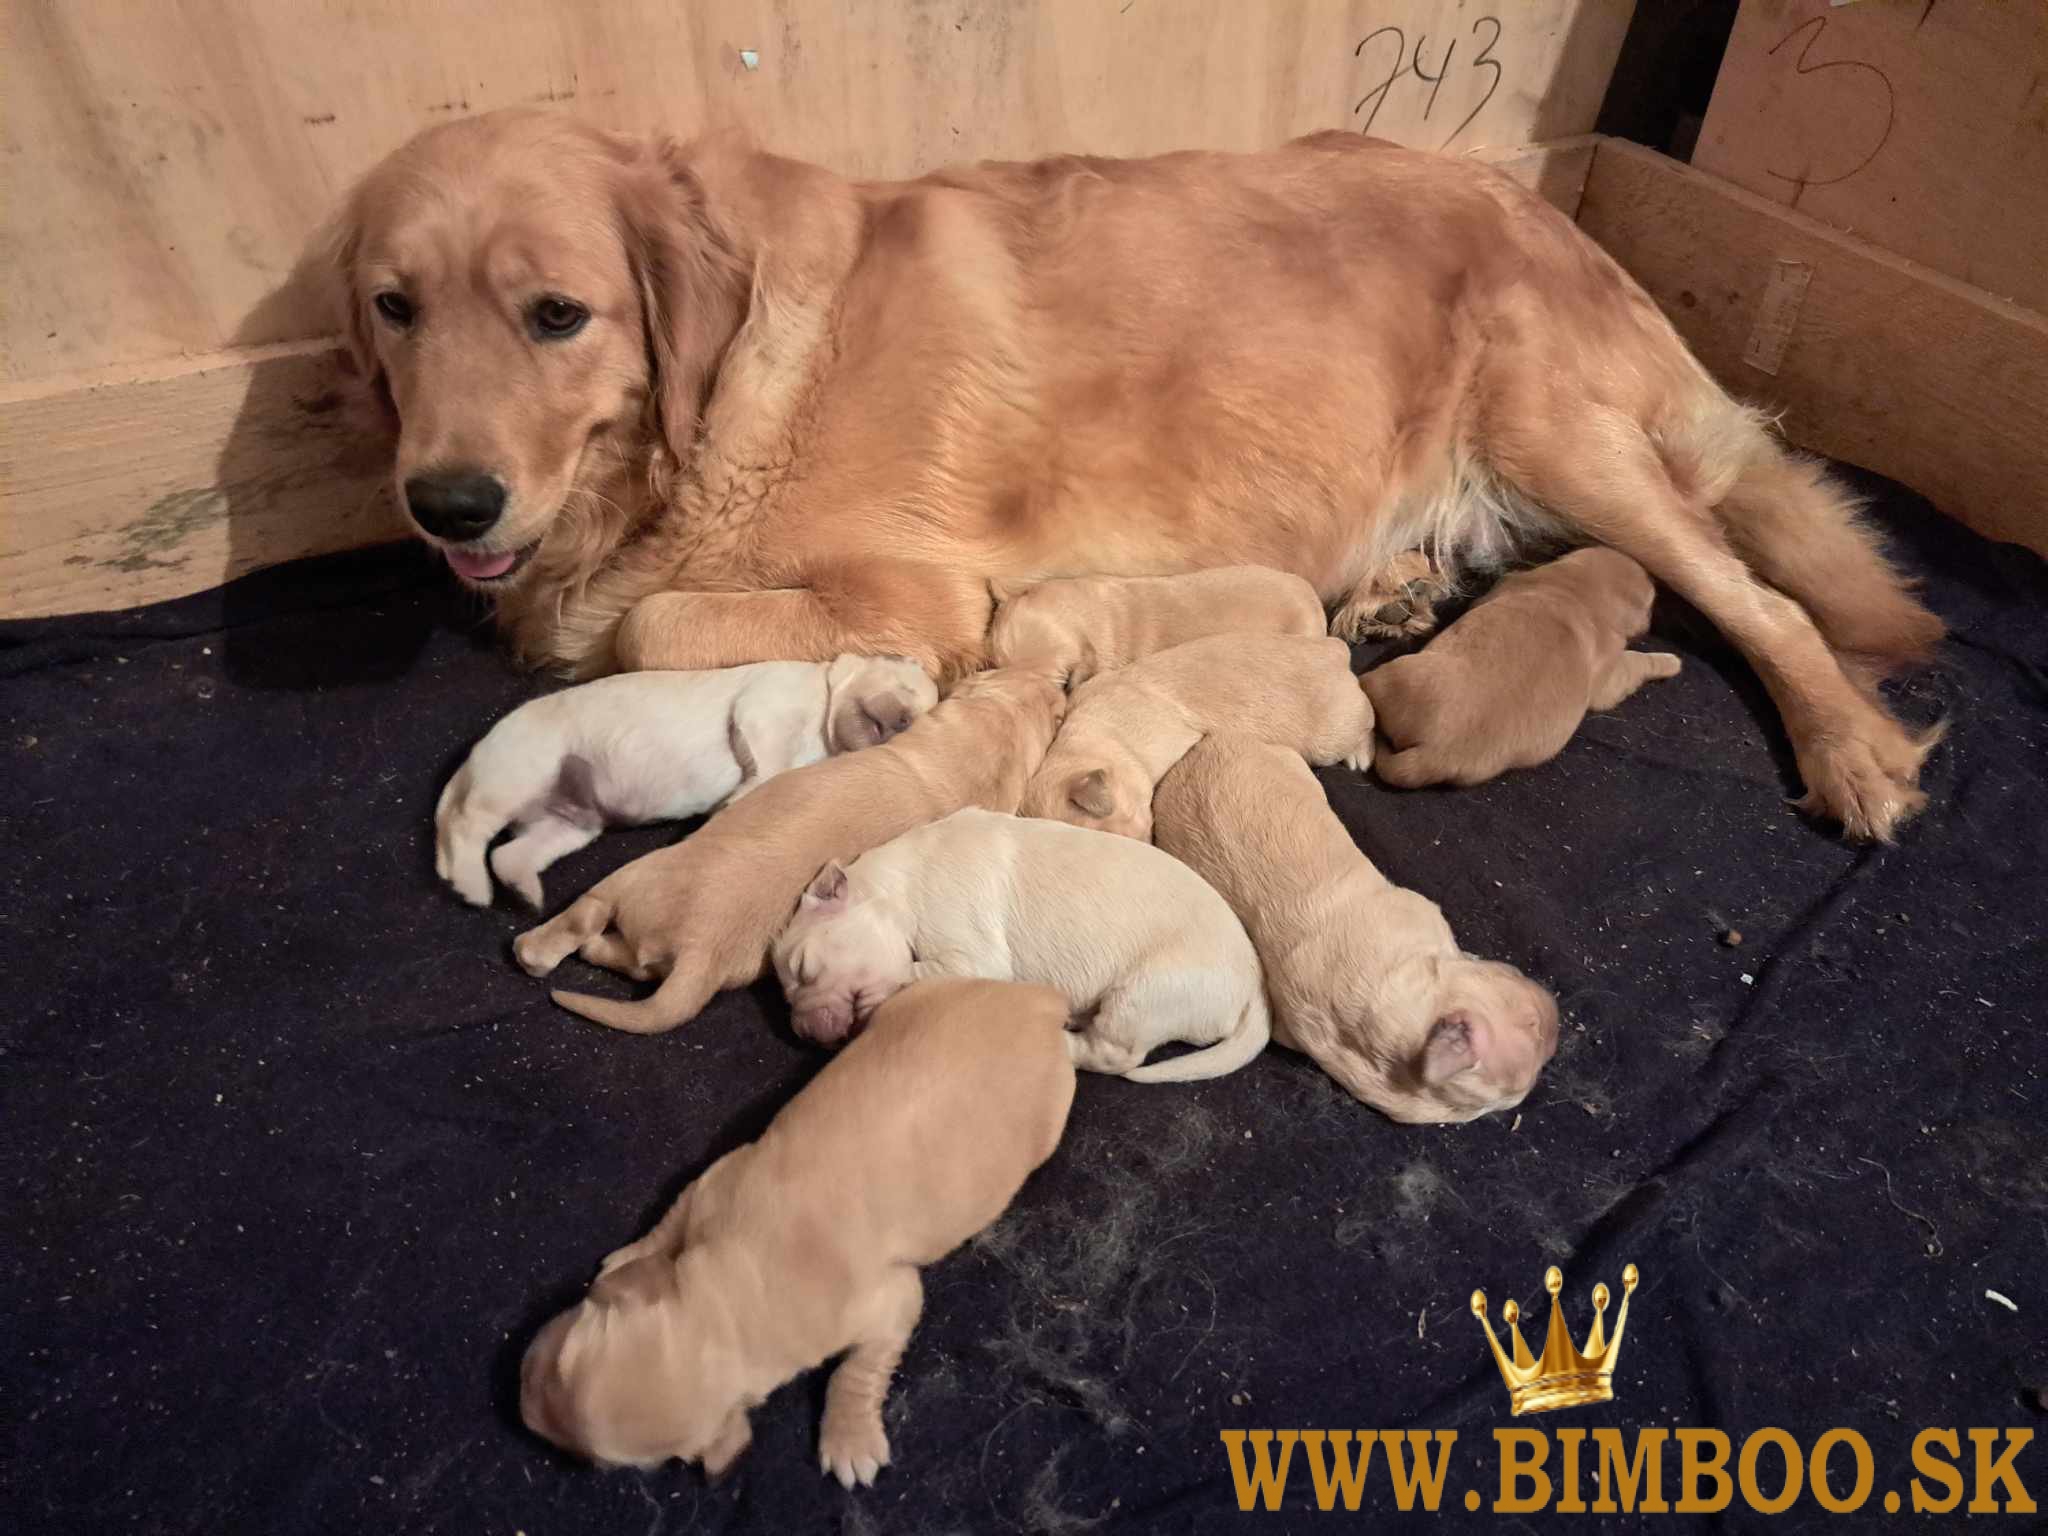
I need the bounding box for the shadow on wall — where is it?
[216,240,440,690]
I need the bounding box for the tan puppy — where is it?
[1152,735,1558,1123]
[1364,547,1681,788]
[512,668,1065,1033]
[520,976,1075,1484]
[1019,633,1372,840]
[988,566,1325,685]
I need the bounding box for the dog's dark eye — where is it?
[530,297,590,341]
[373,291,414,328]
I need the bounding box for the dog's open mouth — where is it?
[442,541,537,585]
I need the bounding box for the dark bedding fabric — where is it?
[3,468,2044,1535]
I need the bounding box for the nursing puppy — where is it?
[521,977,1075,1485]
[988,566,1324,685]
[436,655,935,907]
[1152,735,1557,1122]
[1365,547,1680,787]
[772,808,1269,1081]
[512,668,1065,1033]
[1019,632,1372,841]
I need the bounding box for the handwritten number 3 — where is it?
[1763,16,1894,191]
[1447,18,1503,151]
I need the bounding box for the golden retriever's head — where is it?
[520,1250,754,1475]
[325,109,749,594]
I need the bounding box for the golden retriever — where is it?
[1365,547,1681,787]
[326,110,1941,839]
[521,976,1075,1483]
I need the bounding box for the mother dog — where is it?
[326,111,1940,839]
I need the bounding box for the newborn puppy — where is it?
[772,808,1269,1080]
[436,655,936,907]
[988,566,1324,685]
[1363,547,1679,787]
[520,977,1075,1486]
[1152,734,1557,1122]
[513,668,1066,1034]
[1019,632,1372,840]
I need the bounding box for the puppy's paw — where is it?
[1331,580,1443,643]
[512,930,563,977]
[819,1411,891,1490]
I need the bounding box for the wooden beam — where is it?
[0,137,1598,621]
[1576,138,2048,557]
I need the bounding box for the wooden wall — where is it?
[0,0,1636,619]
[1694,0,2048,315]
[2,0,1632,386]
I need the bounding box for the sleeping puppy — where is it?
[1363,547,1679,787]
[520,977,1075,1486]
[511,668,1065,1034]
[771,808,1269,1081]
[436,654,936,907]
[1018,632,1372,840]
[988,565,1324,685]
[1152,734,1557,1122]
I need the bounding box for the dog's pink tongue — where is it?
[445,546,516,581]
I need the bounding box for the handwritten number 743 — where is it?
[1353,17,1503,150]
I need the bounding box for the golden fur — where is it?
[329,110,1942,838]
[520,976,1074,1482]
[988,565,1325,685]
[1153,735,1557,1123]
[510,668,1065,1034]
[1365,547,1681,787]
[1018,633,1372,841]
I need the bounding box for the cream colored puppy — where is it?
[520,977,1075,1485]
[1019,632,1373,840]
[436,655,936,907]
[771,808,1269,1081]
[1152,735,1558,1123]
[988,566,1325,684]
[512,668,1065,1034]
[1364,547,1679,787]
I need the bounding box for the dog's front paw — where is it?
[819,1410,891,1490]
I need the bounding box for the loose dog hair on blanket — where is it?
[511,668,1065,1033]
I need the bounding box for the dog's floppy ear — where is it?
[802,861,850,908]
[308,190,396,427]
[1421,1011,1479,1085]
[616,138,752,468]
[1067,769,1117,819]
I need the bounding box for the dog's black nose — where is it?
[404,470,506,541]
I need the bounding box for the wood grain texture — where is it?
[0,0,1632,385]
[1694,0,2048,314]
[1577,138,2048,558]
[0,137,1595,620]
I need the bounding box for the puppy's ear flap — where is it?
[1422,1011,1479,1085]
[803,861,850,907]
[1068,769,1117,819]
[615,138,752,468]
[589,1254,679,1310]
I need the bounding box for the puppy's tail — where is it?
[551,964,720,1036]
[1123,992,1272,1084]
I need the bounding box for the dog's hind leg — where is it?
[513,892,613,977]
[576,929,657,981]
[434,763,507,907]
[1506,408,1935,840]
[1588,650,1682,712]
[490,814,602,910]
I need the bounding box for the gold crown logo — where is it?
[1470,1263,1639,1416]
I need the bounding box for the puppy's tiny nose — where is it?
[405,469,507,541]
[868,694,916,740]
